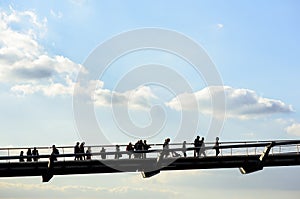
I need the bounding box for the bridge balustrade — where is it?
[0,141,299,163]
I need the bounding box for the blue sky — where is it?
[0,0,300,198]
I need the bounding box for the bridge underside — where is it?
[0,153,299,181]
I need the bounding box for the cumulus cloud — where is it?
[0,8,82,96]
[93,85,158,110]
[285,123,300,136]
[166,86,293,119]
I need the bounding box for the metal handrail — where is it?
[1,140,300,162]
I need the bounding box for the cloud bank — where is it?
[0,7,82,96]
[0,9,294,119]
[166,86,293,119]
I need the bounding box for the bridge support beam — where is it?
[239,142,274,174]
[141,170,160,178]
[42,158,55,182]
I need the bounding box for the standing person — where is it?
[79,142,85,160]
[162,138,170,158]
[49,145,59,170]
[51,145,59,161]
[126,142,134,159]
[19,151,24,162]
[182,141,187,158]
[32,147,39,162]
[86,147,92,160]
[199,137,206,157]
[100,147,106,159]
[74,142,80,160]
[143,140,151,159]
[115,145,121,159]
[134,140,143,159]
[137,140,143,159]
[26,148,32,162]
[214,137,220,156]
[194,136,201,157]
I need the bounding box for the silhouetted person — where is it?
[19,151,24,162]
[157,138,171,165]
[74,142,80,160]
[194,136,201,157]
[32,147,39,162]
[86,147,92,160]
[115,145,121,159]
[134,140,143,159]
[79,142,85,160]
[162,138,170,158]
[214,137,220,156]
[26,148,32,162]
[199,137,206,157]
[100,147,106,159]
[126,142,134,159]
[182,141,187,157]
[143,140,151,159]
[50,145,59,161]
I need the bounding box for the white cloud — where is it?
[93,85,158,110]
[217,23,224,29]
[166,86,293,120]
[285,123,300,136]
[0,8,83,97]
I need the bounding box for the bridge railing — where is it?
[0,140,300,163]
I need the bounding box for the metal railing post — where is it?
[279,146,281,153]
[62,148,65,161]
[7,149,10,163]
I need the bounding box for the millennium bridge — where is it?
[1,140,300,182]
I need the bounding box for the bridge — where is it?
[1,140,300,182]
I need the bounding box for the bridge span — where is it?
[0,140,300,182]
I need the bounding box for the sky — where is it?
[0,0,300,198]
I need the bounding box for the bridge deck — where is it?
[0,153,299,178]
[0,140,300,181]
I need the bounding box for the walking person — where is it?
[50,145,59,161]
[79,142,85,160]
[199,137,206,157]
[86,147,92,160]
[194,136,201,157]
[214,137,220,156]
[19,151,24,162]
[32,147,39,162]
[162,138,170,158]
[74,142,80,160]
[100,147,106,159]
[26,148,32,162]
[126,142,134,159]
[182,141,187,158]
[115,145,121,159]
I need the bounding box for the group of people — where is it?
[125,140,151,159]
[74,142,91,160]
[193,136,220,157]
[18,136,221,163]
[19,147,39,162]
[19,145,59,162]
